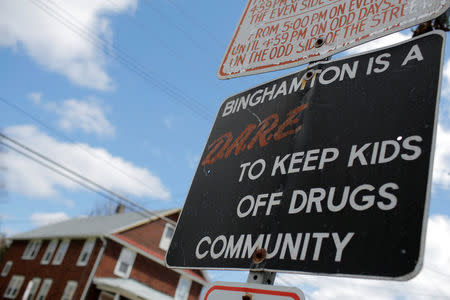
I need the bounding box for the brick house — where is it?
[0,209,209,300]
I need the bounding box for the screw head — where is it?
[315,37,325,48]
[252,248,267,264]
[303,70,315,81]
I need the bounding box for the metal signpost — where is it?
[217,0,449,79]
[166,32,445,280]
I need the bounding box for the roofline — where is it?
[10,209,181,241]
[9,234,102,241]
[111,208,181,234]
[106,234,208,286]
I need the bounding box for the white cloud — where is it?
[28,92,42,104]
[346,32,410,55]
[0,0,137,90]
[49,98,115,137]
[29,94,115,137]
[433,125,450,188]
[30,212,69,226]
[276,215,450,300]
[2,125,171,200]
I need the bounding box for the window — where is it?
[52,239,70,265]
[113,248,136,278]
[35,279,52,300]
[159,223,175,251]
[22,278,41,300]
[98,291,116,300]
[41,240,58,265]
[76,238,95,266]
[174,276,191,300]
[22,240,42,260]
[1,261,12,277]
[61,281,77,300]
[4,275,24,299]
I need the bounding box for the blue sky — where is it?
[0,1,450,299]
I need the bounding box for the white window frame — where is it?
[22,240,42,260]
[76,238,95,266]
[1,260,13,277]
[22,277,41,300]
[113,248,136,278]
[61,280,78,300]
[41,240,59,265]
[174,276,192,300]
[52,239,70,265]
[35,278,52,300]
[4,275,25,299]
[159,223,175,251]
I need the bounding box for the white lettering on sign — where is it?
[195,231,355,262]
[197,131,423,264]
[217,0,448,79]
[347,135,423,167]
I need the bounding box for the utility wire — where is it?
[164,0,227,49]
[0,133,176,225]
[0,140,146,218]
[159,0,265,88]
[0,96,163,199]
[103,0,231,95]
[43,0,212,120]
[28,0,212,121]
[139,0,207,54]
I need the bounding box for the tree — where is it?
[88,200,127,216]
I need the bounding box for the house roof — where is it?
[94,277,173,300]
[11,209,179,240]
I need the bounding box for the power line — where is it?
[0,133,176,225]
[0,140,145,217]
[28,0,212,122]
[164,0,227,49]
[103,0,231,95]
[0,96,163,199]
[44,0,212,120]
[0,138,176,226]
[139,0,208,54]
[159,0,265,88]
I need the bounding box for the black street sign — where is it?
[166,32,445,280]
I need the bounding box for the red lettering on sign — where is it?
[201,103,309,166]
[202,132,233,166]
[225,124,257,158]
[274,103,308,140]
[247,114,280,150]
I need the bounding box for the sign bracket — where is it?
[246,271,276,285]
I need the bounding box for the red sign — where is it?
[204,282,305,300]
[218,0,449,79]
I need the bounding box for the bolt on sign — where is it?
[203,282,305,300]
[167,32,445,280]
[217,0,449,79]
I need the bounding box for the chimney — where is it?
[115,204,125,214]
